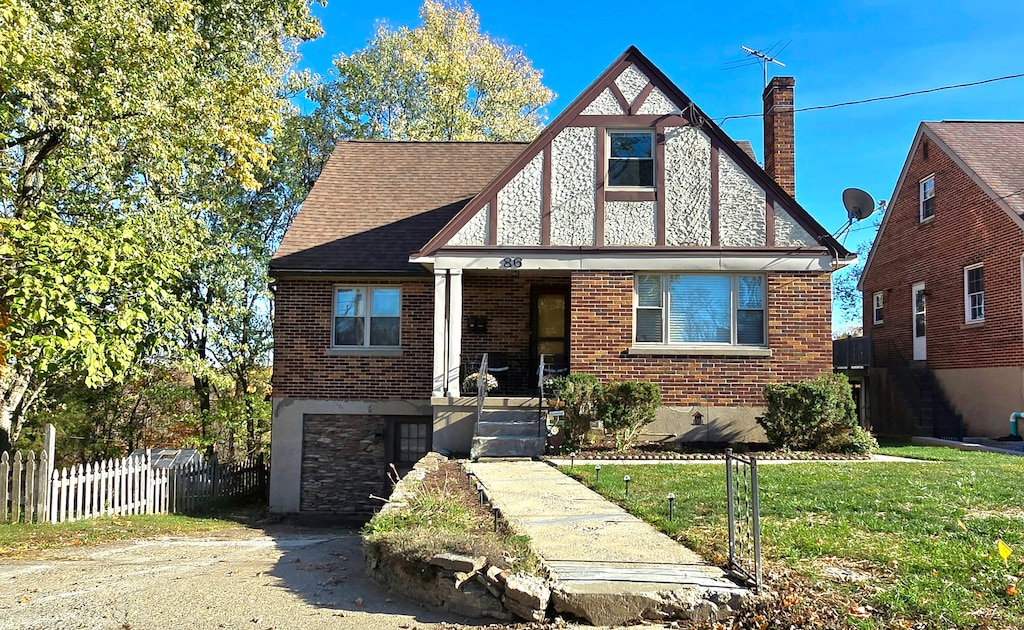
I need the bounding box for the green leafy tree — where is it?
[0,0,323,452]
[313,0,553,141]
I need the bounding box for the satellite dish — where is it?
[843,188,876,221]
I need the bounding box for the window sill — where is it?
[960,320,985,330]
[919,216,935,225]
[606,189,656,201]
[325,347,402,357]
[628,345,772,358]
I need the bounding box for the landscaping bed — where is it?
[560,442,872,461]
[362,455,549,622]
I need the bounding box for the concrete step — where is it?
[479,409,540,423]
[470,436,545,459]
[476,421,540,437]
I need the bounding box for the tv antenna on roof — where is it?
[740,45,786,87]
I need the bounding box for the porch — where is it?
[431,269,571,398]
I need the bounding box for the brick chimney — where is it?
[762,76,796,197]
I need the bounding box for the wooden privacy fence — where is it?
[2,449,267,524]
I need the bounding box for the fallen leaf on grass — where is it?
[19,596,29,604]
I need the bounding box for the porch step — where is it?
[470,436,545,459]
[479,409,539,423]
[476,421,539,437]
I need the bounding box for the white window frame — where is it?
[919,175,935,222]
[872,291,884,325]
[607,129,655,189]
[964,264,984,323]
[332,286,402,349]
[633,273,767,348]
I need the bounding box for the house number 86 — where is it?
[500,257,522,269]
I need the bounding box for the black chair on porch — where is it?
[486,352,510,394]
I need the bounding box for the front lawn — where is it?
[563,443,1024,629]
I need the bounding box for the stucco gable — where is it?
[418,47,846,259]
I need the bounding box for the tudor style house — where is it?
[269,47,851,518]
[859,121,1024,439]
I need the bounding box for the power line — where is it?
[716,72,1024,124]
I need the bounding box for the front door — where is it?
[531,286,570,380]
[912,282,927,361]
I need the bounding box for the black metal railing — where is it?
[726,448,762,592]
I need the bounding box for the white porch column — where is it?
[432,270,447,397]
[446,269,464,396]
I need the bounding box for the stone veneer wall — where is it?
[300,413,393,518]
[569,270,832,407]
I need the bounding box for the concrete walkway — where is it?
[465,460,748,626]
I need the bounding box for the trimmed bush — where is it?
[598,380,662,451]
[757,373,874,453]
[547,373,601,451]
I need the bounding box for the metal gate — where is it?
[725,448,762,591]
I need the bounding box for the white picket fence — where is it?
[3,443,267,524]
[48,453,170,523]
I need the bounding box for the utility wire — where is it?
[716,72,1024,123]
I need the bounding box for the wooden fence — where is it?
[2,448,267,524]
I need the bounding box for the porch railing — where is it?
[473,353,489,437]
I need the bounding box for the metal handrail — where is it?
[474,353,489,437]
[537,354,547,438]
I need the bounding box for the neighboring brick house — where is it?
[269,47,851,518]
[859,121,1024,439]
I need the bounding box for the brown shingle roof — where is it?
[926,121,1024,217]
[271,141,527,273]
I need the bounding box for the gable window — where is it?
[964,264,984,322]
[635,274,765,346]
[873,292,884,325]
[919,175,935,221]
[333,286,401,348]
[608,130,654,188]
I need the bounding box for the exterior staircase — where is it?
[887,359,964,440]
[470,409,545,459]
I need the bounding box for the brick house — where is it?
[859,121,1024,439]
[269,47,850,518]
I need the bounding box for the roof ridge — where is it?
[930,119,1024,124]
[340,139,532,145]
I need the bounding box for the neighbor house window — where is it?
[635,274,765,346]
[333,286,401,347]
[608,130,654,188]
[919,175,935,221]
[964,264,984,322]
[873,292,884,325]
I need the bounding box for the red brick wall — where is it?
[861,134,1024,369]
[570,270,832,406]
[271,277,433,398]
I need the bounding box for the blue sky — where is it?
[296,0,1024,329]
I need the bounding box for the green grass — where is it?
[0,512,245,559]
[563,444,1024,629]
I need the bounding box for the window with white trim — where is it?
[872,292,884,325]
[635,274,765,346]
[608,130,654,188]
[919,175,935,221]
[333,286,401,348]
[964,264,984,322]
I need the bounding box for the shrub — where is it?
[547,373,601,451]
[845,425,879,454]
[757,373,874,453]
[598,380,662,451]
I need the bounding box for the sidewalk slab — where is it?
[465,460,748,626]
